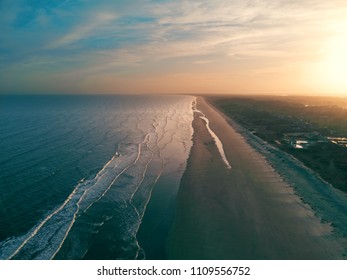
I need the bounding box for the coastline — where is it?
[208,97,347,241]
[167,97,347,259]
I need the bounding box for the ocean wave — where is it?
[0,143,137,259]
[0,95,195,260]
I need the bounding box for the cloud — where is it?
[2,0,347,94]
[46,12,117,48]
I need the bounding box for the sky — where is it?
[1,0,347,95]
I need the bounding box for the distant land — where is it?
[209,95,347,193]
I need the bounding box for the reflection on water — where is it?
[0,95,194,259]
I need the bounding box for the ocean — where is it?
[0,94,194,260]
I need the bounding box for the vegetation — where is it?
[210,95,347,192]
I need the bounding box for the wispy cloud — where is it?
[1,0,347,94]
[47,12,117,48]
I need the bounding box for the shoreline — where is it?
[167,97,347,259]
[208,97,347,240]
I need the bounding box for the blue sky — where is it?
[1,0,347,94]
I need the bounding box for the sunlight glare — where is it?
[320,34,347,94]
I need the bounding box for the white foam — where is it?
[2,148,136,260]
[6,181,83,260]
[0,95,196,260]
[193,98,232,169]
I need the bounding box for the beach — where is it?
[167,97,347,259]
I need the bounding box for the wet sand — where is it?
[167,97,347,259]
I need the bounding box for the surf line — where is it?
[6,179,85,260]
[129,137,154,260]
[83,133,150,214]
[192,99,232,169]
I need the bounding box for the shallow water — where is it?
[192,99,231,169]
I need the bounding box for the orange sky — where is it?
[1,0,347,96]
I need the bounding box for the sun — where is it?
[317,34,347,94]
[323,35,347,90]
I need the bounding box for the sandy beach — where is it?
[167,97,347,259]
